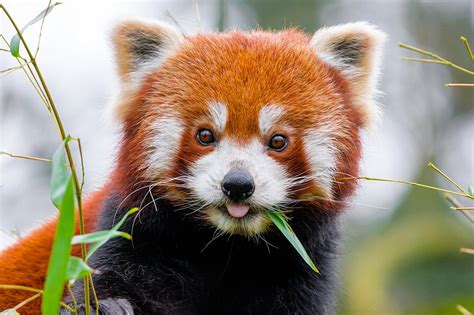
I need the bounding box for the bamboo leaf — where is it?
[42,139,76,314]
[111,208,139,233]
[9,2,62,57]
[50,136,72,208]
[267,211,319,273]
[66,256,93,282]
[84,207,138,260]
[72,230,131,245]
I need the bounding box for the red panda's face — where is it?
[112,21,385,236]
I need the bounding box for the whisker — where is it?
[201,228,225,253]
[113,184,157,225]
[149,186,159,212]
[257,234,277,253]
[112,175,191,224]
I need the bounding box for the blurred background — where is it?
[0,0,473,314]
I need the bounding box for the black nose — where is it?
[221,168,255,202]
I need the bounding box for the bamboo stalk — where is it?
[399,42,474,75]
[0,4,91,314]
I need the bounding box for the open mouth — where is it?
[225,202,251,218]
[204,204,271,236]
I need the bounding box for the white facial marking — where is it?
[187,139,291,235]
[303,125,340,197]
[189,139,290,207]
[208,101,228,133]
[146,114,184,176]
[258,105,284,135]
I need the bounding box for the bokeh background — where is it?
[1,0,473,314]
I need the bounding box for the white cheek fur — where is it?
[146,114,184,177]
[303,125,340,197]
[187,139,291,208]
[145,115,340,203]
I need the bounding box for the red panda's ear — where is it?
[112,20,184,87]
[310,22,386,128]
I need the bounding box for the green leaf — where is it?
[112,207,139,232]
[468,185,474,196]
[66,256,93,282]
[0,309,19,315]
[42,139,76,314]
[72,230,131,245]
[80,207,138,260]
[50,136,72,209]
[9,2,62,57]
[267,211,319,273]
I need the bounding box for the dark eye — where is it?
[196,128,216,146]
[268,134,288,152]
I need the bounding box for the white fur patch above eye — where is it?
[303,126,340,197]
[258,104,285,134]
[208,101,228,133]
[146,114,184,176]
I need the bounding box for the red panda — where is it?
[0,21,385,314]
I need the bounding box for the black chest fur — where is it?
[68,193,341,315]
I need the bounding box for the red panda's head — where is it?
[110,21,385,236]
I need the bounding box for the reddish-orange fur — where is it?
[0,25,375,312]
[115,30,362,209]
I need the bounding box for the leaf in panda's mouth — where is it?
[266,210,319,274]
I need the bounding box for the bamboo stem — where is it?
[0,34,50,107]
[338,176,474,199]
[456,304,472,315]
[427,162,466,194]
[0,284,43,293]
[1,151,52,163]
[445,195,474,223]
[399,42,474,75]
[0,4,91,314]
[445,83,474,87]
[451,207,474,211]
[460,248,474,255]
[460,36,474,63]
[401,57,446,64]
[13,292,42,311]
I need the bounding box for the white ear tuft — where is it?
[310,22,387,128]
[112,20,184,88]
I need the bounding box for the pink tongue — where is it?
[226,203,250,218]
